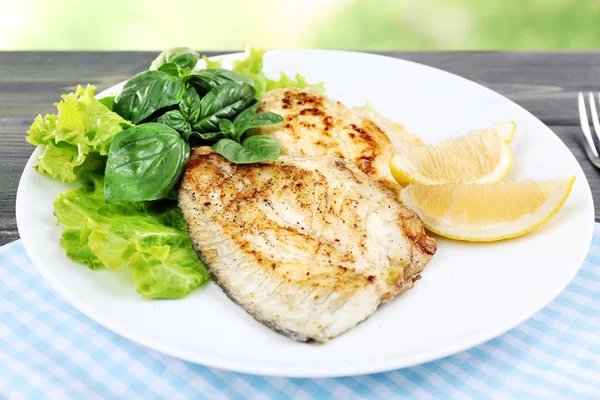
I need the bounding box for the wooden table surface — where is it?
[1,51,600,245]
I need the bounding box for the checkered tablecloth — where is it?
[1,226,599,399]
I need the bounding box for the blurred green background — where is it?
[2,0,600,50]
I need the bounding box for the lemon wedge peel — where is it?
[390,125,514,186]
[400,177,575,242]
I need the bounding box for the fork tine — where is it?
[578,92,599,157]
[589,92,600,145]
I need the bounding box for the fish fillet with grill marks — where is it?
[179,147,436,342]
[256,88,423,190]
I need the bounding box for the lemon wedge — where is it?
[400,177,575,241]
[390,124,514,186]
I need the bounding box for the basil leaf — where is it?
[211,135,280,164]
[99,96,115,111]
[186,68,254,96]
[114,71,186,124]
[192,82,256,133]
[157,110,190,134]
[157,62,182,77]
[232,103,259,133]
[105,123,189,202]
[190,131,226,141]
[242,112,284,130]
[233,104,283,142]
[241,135,281,161]
[150,47,200,71]
[218,119,236,139]
[172,53,200,71]
[181,129,195,141]
[179,88,201,123]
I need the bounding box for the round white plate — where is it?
[16,50,594,378]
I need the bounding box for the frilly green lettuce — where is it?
[54,156,209,299]
[202,55,223,69]
[232,47,325,96]
[27,85,129,182]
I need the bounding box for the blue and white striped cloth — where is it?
[1,226,599,399]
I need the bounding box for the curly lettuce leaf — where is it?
[27,85,129,182]
[232,47,325,97]
[54,156,209,299]
[202,55,223,69]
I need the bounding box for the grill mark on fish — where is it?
[256,88,423,190]
[315,289,335,306]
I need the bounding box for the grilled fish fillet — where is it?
[256,88,423,190]
[179,147,436,342]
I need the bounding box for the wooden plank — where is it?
[386,51,600,125]
[1,51,599,125]
[0,122,31,245]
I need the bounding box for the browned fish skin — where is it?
[179,148,436,342]
[256,88,423,190]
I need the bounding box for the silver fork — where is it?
[578,92,600,168]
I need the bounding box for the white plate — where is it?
[16,50,594,378]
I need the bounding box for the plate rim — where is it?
[16,49,595,378]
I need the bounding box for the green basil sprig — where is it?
[202,102,283,163]
[106,47,286,202]
[192,82,256,133]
